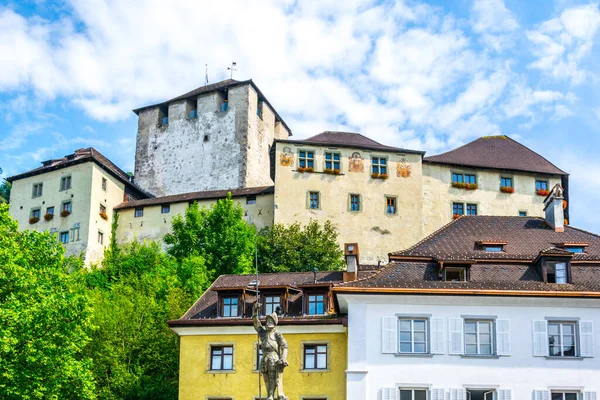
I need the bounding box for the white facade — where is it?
[337,293,599,400]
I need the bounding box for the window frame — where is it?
[398,318,429,354]
[536,180,549,191]
[246,195,257,205]
[500,176,513,188]
[550,392,579,400]
[301,342,329,371]
[385,196,397,215]
[546,260,569,284]
[62,201,72,213]
[60,176,72,191]
[444,266,467,282]
[466,203,477,216]
[349,193,361,213]
[134,207,144,218]
[59,231,69,244]
[306,293,326,315]
[221,295,239,318]
[464,319,495,356]
[298,150,315,169]
[209,345,234,371]
[98,230,104,245]
[308,191,320,210]
[46,206,54,216]
[161,204,170,214]
[452,172,477,184]
[548,321,578,357]
[519,210,528,217]
[32,183,43,198]
[324,152,341,171]
[263,294,282,315]
[452,202,464,216]
[371,156,388,175]
[399,388,428,400]
[31,208,41,219]
[101,177,107,191]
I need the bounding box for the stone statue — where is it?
[253,302,288,400]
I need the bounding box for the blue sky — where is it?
[1,0,600,230]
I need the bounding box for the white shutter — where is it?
[584,392,598,400]
[382,317,398,354]
[430,318,445,354]
[580,320,595,357]
[448,318,464,355]
[532,320,549,357]
[431,388,445,400]
[498,389,512,400]
[382,387,398,400]
[450,388,465,400]
[496,319,511,356]
[533,390,550,400]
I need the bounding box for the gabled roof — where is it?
[424,136,567,175]
[114,186,274,210]
[6,148,150,198]
[132,78,292,135]
[390,216,600,262]
[277,131,424,155]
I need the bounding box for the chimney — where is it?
[543,184,565,232]
[343,243,360,282]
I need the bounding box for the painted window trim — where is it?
[307,191,321,210]
[451,171,478,184]
[348,193,362,213]
[206,342,236,373]
[385,195,398,216]
[324,151,342,172]
[300,341,331,372]
[298,149,316,170]
[371,155,388,175]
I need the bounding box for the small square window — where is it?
[386,197,397,215]
[102,177,107,191]
[303,344,327,370]
[464,320,494,355]
[161,204,170,214]
[60,176,72,191]
[298,151,315,169]
[536,180,548,191]
[399,318,428,354]
[483,245,504,252]
[325,152,341,171]
[246,195,257,205]
[62,201,72,213]
[46,206,54,216]
[500,177,513,188]
[371,157,387,175]
[32,183,43,198]
[307,294,325,315]
[444,267,467,282]
[264,295,281,315]
[519,211,528,217]
[222,296,239,317]
[349,194,361,212]
[565,246,585,253]
[134,207,143,218]
[98,230,104,245]
[466,204,477,216]
[452,202,464,216]
[548,322,577,357]
[31,208,41,219]
[60,231,69,244]
[308,192,320,209]
[210,346,233,370]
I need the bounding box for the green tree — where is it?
[0,204,96,399]
[0,167,10,203]
[257,220,345,272]
[164,194,256,278]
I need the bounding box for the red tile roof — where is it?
[424,136,567,175]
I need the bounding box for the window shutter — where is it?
[382,387,398,400]
[381,317,398,354]
[498,389,512,400]
[496,319,511,356]
[430,318,445,354]
[580,320,595,357]
[533,390,550,400]
[431,388,445,400]
[448,318,464,355]
[584,392,598,400]
[450,388,465,400]
[532,320,549,357]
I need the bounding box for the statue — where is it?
[253,302,288,400]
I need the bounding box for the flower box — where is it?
[452,182,478,190]
[500,186,514,194]
[453,214,463,220]
[61,210,71,217]
[563,200,567,210]
[99,211,108,220]
[371,173,388,180]
[29,217,40,224]
[536,189,550,197]
[323,168,341,175]
[44,214,54,221]
[297,166,315,173]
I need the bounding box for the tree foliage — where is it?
[0,167,10,203]
[164,194,256,278]
[0,204,96,399]
[257,220,345,272]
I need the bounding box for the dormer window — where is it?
[264,295,282,315]
[559,243,588,254]
[484,245,504,252]
[307,293,326,315]
[222,296,239,317]
[547,261,568,284]
[444,266,467,282]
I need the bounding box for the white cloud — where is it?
[471,0,519,51]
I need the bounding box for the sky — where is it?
[1,0,600,230]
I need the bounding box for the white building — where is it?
[334,186,599,400]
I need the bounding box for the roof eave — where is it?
[422,159,568,176]
[275,139,425,156]
[332,286,600,297]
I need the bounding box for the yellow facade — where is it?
[176,328,347,400]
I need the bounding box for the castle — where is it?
[7,79,569,264]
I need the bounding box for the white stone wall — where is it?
[338,293,600,400]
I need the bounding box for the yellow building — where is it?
[168,269,368,400]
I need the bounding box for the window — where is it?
[161,204,170,214]
[548,322,577,357]
[484,245,504,252]
[444,267,467,281]
[298,151,315,169]
[246,195,257,205]
[551,393,578,400]
[349,194,361,212]
[100,204,106,213]
[519,211,528,217]
[325,152,340,170]
[386,197,396,215]
[399,319,428,354]
[159,105,168,125]
[452,173,476,184]
[134,207,143,218]
[60,176,72,191]
[264,295,281,315]
[371,157,387,175]
[466,203,477,216]
[307,294,325,315]
[464,320,494,355]
[31,208,41,219]
[547,261,568,284]
[309,191,319,209]
[500,177,513,188]
[303,344,327,369]
[98,230,104,245]
[453,202,464,215]
[46,206,54,215]
[60,231,69,244]
[536,180,548,191]
[210,346,233,370]
[399,389,427,400]
[189,109,198,119]
[102,177,107,191]
[62,201,72,213]
[222,296,239,317]
[566,246,585,253]
[32,183,43,198]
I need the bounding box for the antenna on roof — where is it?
[205,64,209,85]
[227,61,237,79]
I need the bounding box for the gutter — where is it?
[331,286,600,298]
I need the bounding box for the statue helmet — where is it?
[266,312,278,325]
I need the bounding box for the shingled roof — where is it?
[424,136,567,175]
[277,131,425,155]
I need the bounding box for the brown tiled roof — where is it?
[424,136,567,175]
[6,148,150,198]
[132,79,292,135]
[114,185,274,210]
[277,131,425,155]
[390,216,600,261]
